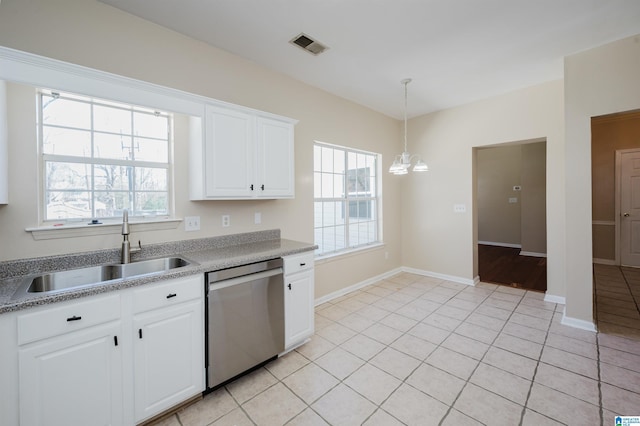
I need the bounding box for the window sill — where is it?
[315,242,385,265]
[26,218,182,240]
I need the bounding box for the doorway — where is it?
[475,140,547,291]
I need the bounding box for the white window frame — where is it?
[314,141,382,257]
[37,89,174,224]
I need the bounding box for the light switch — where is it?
[184,216,200,231]
[509,197,518,204]
[254,212,262,224]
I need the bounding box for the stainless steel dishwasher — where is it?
[205,258,284,390]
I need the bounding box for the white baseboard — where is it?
[544,293,566,305]
[593,258,616,265]
[560,306,596,332]
[314,267,402,306]
[519,251,547,258]
[401,266,477,286]
[478,241,522,249]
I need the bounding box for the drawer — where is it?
[133,275,202,314]
[283,252,314,275]
[17,294,120,345]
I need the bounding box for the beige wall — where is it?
[477,145,522,246]
[564,34,640,324]
[0,0,403,299]
[402,81,564,298]
[521,142,547,255]
[476,142,547,254]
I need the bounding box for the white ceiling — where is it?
[99,0,640,119]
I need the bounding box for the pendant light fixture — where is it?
[389,78,429,175]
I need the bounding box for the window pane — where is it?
[95,191,130,217]
[134,138,168,162]
[46,191,91,219]
[321,147,334,173]
[135,192,168,215]
[333,150,345,174]
[42,96,91,129]
[42,127,91,157]
[134,112,168,139]
[321,173,334,198]
[94,133,133,160]
[94,104,132,134]
[94,165,131,191]
[45,162,90,190]
[314,145,322,172]
[136,168,167,191]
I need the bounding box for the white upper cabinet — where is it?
[190,104,296,200]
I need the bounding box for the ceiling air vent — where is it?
[290,33,328,56]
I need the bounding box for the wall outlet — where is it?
[254,212,262,224]
[513,185,522,191]
[454,204,466,213]
[184,216,200,231]
[222,215,230,227]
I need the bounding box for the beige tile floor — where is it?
[152,269,640,426]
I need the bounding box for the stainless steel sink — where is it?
[12,257,193,299]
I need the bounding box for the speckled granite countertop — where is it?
[0,230,316,314]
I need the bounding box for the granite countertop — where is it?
[0,230,316,314]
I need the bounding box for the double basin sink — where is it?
[12,257,193,300]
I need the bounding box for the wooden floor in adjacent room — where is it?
[478,244,547,292]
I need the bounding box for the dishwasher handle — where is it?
[208,267,283,292]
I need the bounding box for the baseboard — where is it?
[401,266,477,286]
[561,307,596,332]
[544,293,565,305]
[519,251,547,258]
[478,241,522,249]
[314,267,402,306]
[593,258,616,265]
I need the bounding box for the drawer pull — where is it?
[288,283,292,290]
[300,263,306,266]
[166,293,177,299]
[66,315,82,322]
[114,336,118,346]
[139,329,143,339]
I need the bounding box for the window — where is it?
[314,142,380,256]
[39,90,172,221]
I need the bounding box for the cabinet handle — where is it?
[250,184,254,191]
[261,184,265,191]
[288,283,292,290]
[139,329,143,339]
[114,336,118,346]
[66,315,82,322]
[300,263,306,266]
[166,293,177,299]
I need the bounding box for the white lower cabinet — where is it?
[283,253,315,351]
[18,320,124,426]
[133,276,204,423]
[7,274,204,426]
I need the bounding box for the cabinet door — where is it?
[133,299,204,423]
[205,105,254,198]
[18,322,124,426]
[256,117,294,198]
[284,270,315,349]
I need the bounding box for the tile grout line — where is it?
[435,285,537,425]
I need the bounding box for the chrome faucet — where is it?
[121,210,141,264]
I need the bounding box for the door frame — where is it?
[615,148,640,265]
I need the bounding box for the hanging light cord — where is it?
[403,79,410,154]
